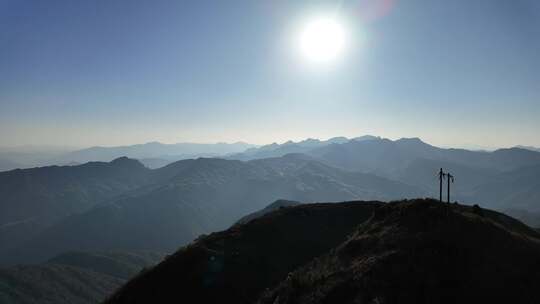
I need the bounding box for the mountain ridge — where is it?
[2,156,421,265]
[259,200,540,304]
[104,199,540,304]
[104,201,383,304]
[2,137,540,265]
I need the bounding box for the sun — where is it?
[298,15,348,64]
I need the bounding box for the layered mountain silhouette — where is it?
[55,142,254,166]
[309,138,540,173]
[282,138,540,212]
[0,251,162,304]
[0,142,255,171]
[1,137,540,266]
[1,155,421,265]
[0,157,151,256]
[0,147,72,172]
[104,199,540,304]
[229,137,355,160]
[231,137,540,212]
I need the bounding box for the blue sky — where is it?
[1,0,539,148]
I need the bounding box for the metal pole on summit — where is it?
[438,168,445,202]
[447,173,454,203]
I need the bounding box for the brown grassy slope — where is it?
[104,201,382,304]
[259,199,540,304]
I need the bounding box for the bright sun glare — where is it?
[298,15,348,64]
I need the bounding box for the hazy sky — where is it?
[1,0,539,148]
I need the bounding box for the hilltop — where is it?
[104,199,540,304]
[105,201,382,304]
[260,200,540,304]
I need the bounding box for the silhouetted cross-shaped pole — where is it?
[446,173,454,203]
[438,168,446,202]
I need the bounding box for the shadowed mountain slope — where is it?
[104,201,382,304]
[259,200,540,304]
[47,251,164,280]
[0,157,151,256]
[3,156,421,265]
[105,199,540,304]
[469,164,540,212]
[0,157,149,226]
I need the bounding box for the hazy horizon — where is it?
[2,0,539,148]
[0,134,533,153]
[0,136,527,151]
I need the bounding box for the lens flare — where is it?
[356,0,396,23]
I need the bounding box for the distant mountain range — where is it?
[227,135,380,161]
[236,137,540,212]
[0,142,256,171]
[56,142,255,165]
[104,199,540,304]
[1,137,538,172]
[1,136,540,266]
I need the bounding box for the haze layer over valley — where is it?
[1,135,539,268]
